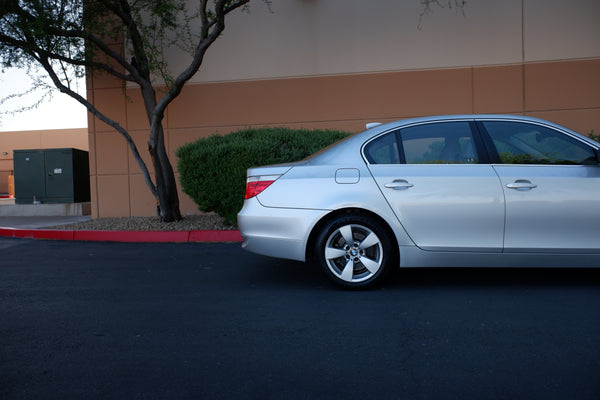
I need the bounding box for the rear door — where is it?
[365,121,505,252]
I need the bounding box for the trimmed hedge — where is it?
[176,127,353,225]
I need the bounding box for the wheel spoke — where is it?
[360,257,381,274]
[339,225,354,246]
[325,246,347,260]
[358,232,380,250]
[340,258,355,281]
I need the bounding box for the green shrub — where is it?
[176,127,353,225]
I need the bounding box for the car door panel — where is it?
[494,164,600,253]
[479,119,600,254]
[369,164,505,252]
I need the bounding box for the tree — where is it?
[418,0,466,29]
[1,0,461,222]
[0,0,261,222]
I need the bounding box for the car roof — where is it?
[306,114,597,165]
[362,114,571,135]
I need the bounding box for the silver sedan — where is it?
[238,115,600,289]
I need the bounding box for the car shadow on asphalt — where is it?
[248,254,600,290]
[386,267,600,290]
[246,257,332,289]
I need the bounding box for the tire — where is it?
[314,214,395,289]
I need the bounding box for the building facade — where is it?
[86,0,600,218]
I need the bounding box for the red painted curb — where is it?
[74,230,192,242]
[189,230,243,242]
[0,227,242,243]
[0,228,74,240]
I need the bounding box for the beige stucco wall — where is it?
[88,0,600,219]
[159,0,600,83]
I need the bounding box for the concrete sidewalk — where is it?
[0,215,92,229]
[0,201,242,242]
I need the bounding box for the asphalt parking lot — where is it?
[1,238,599,399]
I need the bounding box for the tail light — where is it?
[244,175,281,199]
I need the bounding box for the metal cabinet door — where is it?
[14,150,45,202]
[44,150,74,201]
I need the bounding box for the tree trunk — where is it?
[150,121,182,222]
[137,81,181,222]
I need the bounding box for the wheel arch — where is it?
[305,207,400,265]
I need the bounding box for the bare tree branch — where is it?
[1,0,267,221]
[418,0,467,29]
[36,54,158,196]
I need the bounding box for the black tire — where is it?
[313,214,395,289]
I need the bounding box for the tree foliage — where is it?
[0,0,258,221]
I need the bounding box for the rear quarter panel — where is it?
[256,165,415,247]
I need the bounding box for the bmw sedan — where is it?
[237,115,600,289]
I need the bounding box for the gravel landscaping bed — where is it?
[48,214,236,231]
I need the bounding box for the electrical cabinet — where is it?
[14,148,90,204]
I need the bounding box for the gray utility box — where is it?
[14,148,90,204]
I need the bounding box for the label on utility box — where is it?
[54,168,63,174]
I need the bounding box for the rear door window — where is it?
[364,122,481,164]
[399,122,478,164]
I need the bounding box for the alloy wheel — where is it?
[324,224,383,283]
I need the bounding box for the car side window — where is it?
[364,131,401,164]
[482,121,597,165]
[399,122,478,164]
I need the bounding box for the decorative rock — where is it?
[48,214,235,231]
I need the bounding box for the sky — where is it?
[0,68,88,132]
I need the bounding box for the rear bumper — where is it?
[237,198,327,262]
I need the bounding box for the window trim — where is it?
[394,130,406,164]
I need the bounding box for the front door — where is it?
[481,120,600,253]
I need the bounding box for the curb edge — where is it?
[0,227,243,243]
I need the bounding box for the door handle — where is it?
[506,180,537,190]
[384,179,414,190]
